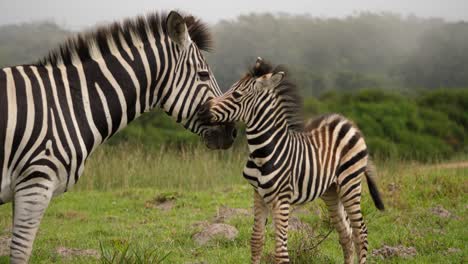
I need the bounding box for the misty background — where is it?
[0,1,467,159]
[1,0,467,29]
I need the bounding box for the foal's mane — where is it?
[246,60,304,131]
[37,12,212,66]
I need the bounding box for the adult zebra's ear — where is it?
[167,11,191,48]
[256,71,285,90]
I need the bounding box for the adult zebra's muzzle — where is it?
[199,100,237,150]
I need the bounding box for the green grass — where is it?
[0,145,467,263]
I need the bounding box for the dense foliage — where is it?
[111,89,468,161]
[304,89,468,160]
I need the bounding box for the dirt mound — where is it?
[214,206,251,222]
[145,194,177,211]
[56,246,100,258]
[0,236,11,256]
[445,248,461,255]
[193,223,239,246]
[430,205,452,218]
[372,245,417,259]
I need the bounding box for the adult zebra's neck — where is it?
[43,29,178,155]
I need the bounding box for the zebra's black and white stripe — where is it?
[201,58,384,264]
[0,11,236,263]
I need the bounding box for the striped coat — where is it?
[201,58,384,264]
[0,11,235,263]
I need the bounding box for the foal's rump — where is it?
[305,113,384,211]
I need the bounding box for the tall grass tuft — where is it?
[77,143,247,192]
[99,240,171,264]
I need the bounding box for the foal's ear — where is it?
[256,72,285,90]
[167,11,191,48]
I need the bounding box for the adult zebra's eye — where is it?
[232,91,242,99]
[198,71,210,81]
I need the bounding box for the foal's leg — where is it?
[10,170,55,264]
[321,184,354,264]
[251,191,268,264]
[272,197,291,263]
[340,176,368,264]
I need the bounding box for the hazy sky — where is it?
[1,0,467,29]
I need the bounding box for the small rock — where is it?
[193,223,239,245]
[56,246,100,258]
[372,245,417,259]
[430,205,452,218]
[0,236,11,256]
[214,206,251,222]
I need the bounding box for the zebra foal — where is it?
[0,11,236,263]
[200,58,384,264]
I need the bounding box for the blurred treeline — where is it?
[209,12,468,94]
[0,13,467,161]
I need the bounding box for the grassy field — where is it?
[0,145,466,263]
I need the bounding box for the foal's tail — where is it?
[365,159,385,211]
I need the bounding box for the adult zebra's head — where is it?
[200,58,302,131]
[163,11,236,149]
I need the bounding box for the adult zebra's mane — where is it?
[36,12,213,66]
[248,60,304,131]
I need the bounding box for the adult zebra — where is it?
[0,11,236,263]
[200,58,384,264]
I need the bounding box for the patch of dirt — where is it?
[445,248,461,255]
[156,200,175,211]
[145,194,177,211]
[214,206,251,222]
[56,246,100,258]
[0,236,11,256]
[430,205,452,218]
[193,223,239,246]
[372,245,417,259]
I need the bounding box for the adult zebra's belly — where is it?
[0,175,13,204]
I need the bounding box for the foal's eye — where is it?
[198,71,210,81]
[232,91,242,99]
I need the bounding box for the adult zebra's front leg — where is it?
[10,167,56,263]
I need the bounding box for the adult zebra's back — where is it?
[200,58,384,264]
[0,11,236,263]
